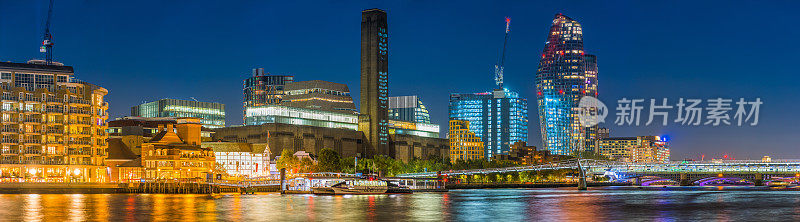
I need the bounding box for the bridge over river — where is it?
[396,159,800,186]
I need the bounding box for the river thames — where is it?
[1,188,799,221]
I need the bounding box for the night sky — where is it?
[1,0,798,160]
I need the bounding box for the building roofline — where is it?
[0,61,74,74]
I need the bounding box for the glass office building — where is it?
[131,99,225,128]
[244,105,358,130]
[535,14,599,155]
[243,68,294,108]
[449,88,528,158]
[388,95,431,124]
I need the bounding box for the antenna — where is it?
[494,17,511,89]
[40,0,55,65]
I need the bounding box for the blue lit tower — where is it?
[536,14,599,155]
[449,90,528,159]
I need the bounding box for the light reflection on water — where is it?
[0,188,800,221]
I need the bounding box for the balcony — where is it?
[1,149,19,154]
[45,108,65,113]
[67,150,91,155]
[68,98,90,105]
[1,96,18,101]
[22,109,42,114]
[46,139,64,144]
[23,139,42,144]
[23,149,41,154]
[1,128,18,133]
[69,141,91,145]
[1,139,19,144]
[22,160,66,165]
[0,159,20,164]
[45,98,63,103]
[23,97,41,103]
[68,109,91,115]
[23,118,44,124]
[68,120,91,125]
[46,129,64,134]
[46,120,64,124]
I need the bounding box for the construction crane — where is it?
[493,17,511,89]
[40,0,55,65]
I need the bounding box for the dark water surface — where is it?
[1,188,800,221]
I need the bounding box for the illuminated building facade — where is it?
[449,88,528,158]
[243,68,294,108]
[495,141,569,165]
[202,142,270,178]
[389,96,431,124]
[388,120,439,138]
[131,98,225,129]
[0,61,109,183]
[599,136,670,163]
[535,14,599,155]
[448,120,484,162]
[360,8,390,156]
[244,105,359,130]
[282,80,357,114]
[138,118,215,180]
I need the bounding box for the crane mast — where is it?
[40,0,55,65]
[494,17,511,89]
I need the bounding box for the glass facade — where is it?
[449,88,528,158]
[243,69,293,108]
[388,120,439,138]
[244,105,359,130]
[536,14,599,155]
[388,95,431,124]
[131,99,225,128]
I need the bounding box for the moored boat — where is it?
[312,179,412,195]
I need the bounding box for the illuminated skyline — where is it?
[0,1,798,159]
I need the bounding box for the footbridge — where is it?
[396,159,800,186]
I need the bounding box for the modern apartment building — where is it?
[448,119,484,162]
[0,61,109,182]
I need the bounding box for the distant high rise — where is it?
[243,68,294,108]
[536,14,599,155]
[283,80,357,114]
[244,80,359,129]
[449,89,528,158]
[360,9,390,156]
[131,98,225,129]
[389,95,430,124]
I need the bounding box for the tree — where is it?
[276,148,299,172]
[317,148,341,172]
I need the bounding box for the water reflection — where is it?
[0,189,799,221]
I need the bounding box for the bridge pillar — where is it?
[753,173,764,186]
[679,173,691,186]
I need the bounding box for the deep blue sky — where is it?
[1,0,798,160]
